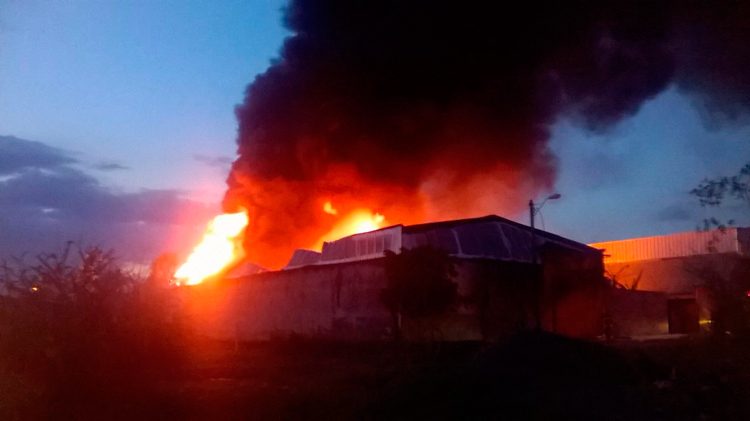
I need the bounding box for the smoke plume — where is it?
[224,0,750,268]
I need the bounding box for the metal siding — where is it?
[318,225,403,265]
[290,217,596,267]
[590,229,741,264]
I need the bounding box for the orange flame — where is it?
[313,208,386,249]
[323,201,338,215]
[173,209,249,286]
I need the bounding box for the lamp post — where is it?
[529,193,561,231]
[529,192,560,261]
[528,193,561,332]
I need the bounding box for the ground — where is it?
[5,333,750,420]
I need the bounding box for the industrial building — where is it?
[591,228,750,336]
[184,215,606,342]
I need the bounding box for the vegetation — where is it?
[3,245,750,418]
[691,162,750,230]
[0,244,187,418]
[683,257,750,336]
[690,163,750,336]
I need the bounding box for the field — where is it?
[6,333,750,420]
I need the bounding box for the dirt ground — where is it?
[6,333,750,420]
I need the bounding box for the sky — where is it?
[0,1,748,266]
[0,0,288,265]
[549,87,750,243]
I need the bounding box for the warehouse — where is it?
[591,228,750,336]
[184,215,606,341]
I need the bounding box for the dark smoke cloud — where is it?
[226,0,750,268]
[672,2,750,127]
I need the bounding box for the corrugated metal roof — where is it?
[402,217,597,262]
[317,225,403,265]
[285,249,322,269]
[403,214,595,252]
[403,219,536,261]
[284,215,599,269]
[590,229,744,264]
[225,261,267,278]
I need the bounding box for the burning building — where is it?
[205,0,750,272]
[182,215,605,342]
[174,1,750,341]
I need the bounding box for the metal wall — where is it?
[591,229,743,264]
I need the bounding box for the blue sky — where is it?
[0,0,289,264]
[549,87,750,243]
[0,0,288,200]
[0,1,748,264]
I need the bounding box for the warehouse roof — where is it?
[285,214,600,269]
[590,227,750,264]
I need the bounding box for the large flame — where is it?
[173,209,249,286]
[314,206,386,250]
[323,201,338,215]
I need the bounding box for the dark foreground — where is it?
[4,333,750,420]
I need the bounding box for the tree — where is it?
[147,252,179,287]
[684,258,750,336]
[380,246,458,340]
[690,163,750,336]
[0,244,187,417]
[691,162,750,230]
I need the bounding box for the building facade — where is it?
[590,228,750,335]
[184,215,606,342]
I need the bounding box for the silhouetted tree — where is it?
[690,163,750,336]
[691,162,750,230]
[0,244,187,418]
[683,257,750,336]
[381,247,458,340]
[148,252,179,287]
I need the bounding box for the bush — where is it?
[0,245,187,417]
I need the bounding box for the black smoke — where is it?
[226,0,750,268]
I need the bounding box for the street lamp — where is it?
[529,193,561,265]
[528,193,561,332]
[529,193,561,230]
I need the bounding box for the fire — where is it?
[323,201,338,215]
[314,207,386,249]
[353,211,384,233]
[173,209,249,286]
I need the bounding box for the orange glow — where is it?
[314,209,386,249]
[323,201,338,215]
[222,158,541,269]
[173,209,249,286]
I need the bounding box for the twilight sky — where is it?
[1,1,748,266]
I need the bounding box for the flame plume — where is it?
[314,207,386,249]
[173,209,249,286]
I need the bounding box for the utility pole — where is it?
[529,199,535,230]
[528,194,560,331]
[529,193,560,232]
[529,199,540,331]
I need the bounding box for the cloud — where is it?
[0,135,76,174]
[575,151,630,190]
[193,154,233,168]
[0,136,215,264]
[93,161,129,171]
[656,204,693,222]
